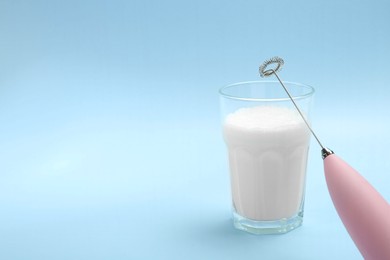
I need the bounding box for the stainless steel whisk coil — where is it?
[259,56,284,77]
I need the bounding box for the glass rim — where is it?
[219,80,315,102]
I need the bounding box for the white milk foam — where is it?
[223,106,311,221]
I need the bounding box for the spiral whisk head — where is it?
[259,56,284,77]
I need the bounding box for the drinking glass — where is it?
[220,81,315,234]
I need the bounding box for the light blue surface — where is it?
[1,0,389,259]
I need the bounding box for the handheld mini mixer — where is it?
[259,57,390,260]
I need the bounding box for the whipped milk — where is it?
[223,106,311,221]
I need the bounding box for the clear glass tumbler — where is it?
[219,81,315,234]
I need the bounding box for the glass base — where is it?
[233,210,303,235]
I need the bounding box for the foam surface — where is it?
[224,106,304,131]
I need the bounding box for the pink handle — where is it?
[324,154,390,260]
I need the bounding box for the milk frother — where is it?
[259,56,390,260]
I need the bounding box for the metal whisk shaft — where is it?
[259,56,325,150]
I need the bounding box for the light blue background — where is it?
[1,0,389,259]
